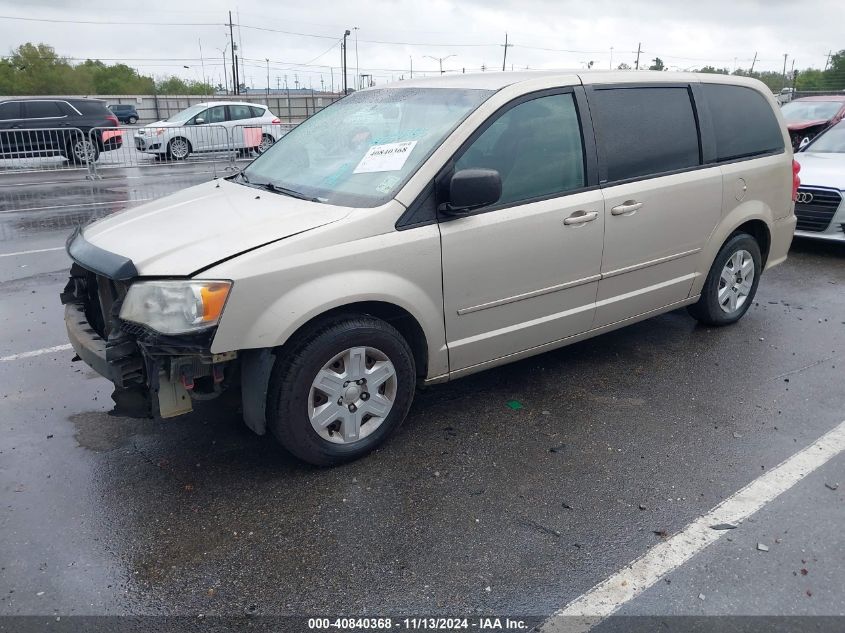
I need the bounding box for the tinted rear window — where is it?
[590,86,701,182]
[70,100,110,116]
[0,101,21,120]
[25,101,63,118]
[250,106,266,117]
[701,84,784,161]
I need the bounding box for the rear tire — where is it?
[66,137,99,164]
[257,133,275,154]
[128,116,138,125]
[266,314,416,466]
[688,233,762,326]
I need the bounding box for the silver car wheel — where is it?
[72,139,96,162]
[308,346,398,444]
[718,249,754,314]
[169,138,190,159]
[257,134,274,153]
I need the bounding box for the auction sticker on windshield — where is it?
[353,141,418,174]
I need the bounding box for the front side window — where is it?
[202,106,226,124]
[590,86,700,182]
[242,87,493,207]
[454,93,585,206]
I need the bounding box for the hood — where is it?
[794,152,845,191]
[82,179,350,276]
[787,119,830,131]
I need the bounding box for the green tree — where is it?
[155,76,214,95]
[648,57,665,71]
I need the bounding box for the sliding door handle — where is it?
[563,210,599,226]
[611,201,643,216]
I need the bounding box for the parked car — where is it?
[62,72,796,465]
[0,98,122,163]
[108,103,139,125]
[793,120,845,241]
[133,101,281,160]
[780,95,845,150]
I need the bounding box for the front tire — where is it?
[267,315,416,466]
[688,233,762,326]
[166,137,191,160]
[128,116,138,125]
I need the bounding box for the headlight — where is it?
[119,280,232,335]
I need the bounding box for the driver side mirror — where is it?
[440,168,502,216]
[193,117,205,125]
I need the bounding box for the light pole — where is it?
[424,54,455,75]
[216,44,229,94]
[265,58,270,102]
[353,26,360,90]
[342,29,351,94]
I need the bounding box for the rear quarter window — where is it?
[70,100,111,116]
[701,84,784,161]
[590,86,701,182]
[250,106,266,117]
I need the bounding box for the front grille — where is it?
[794,187,842,232]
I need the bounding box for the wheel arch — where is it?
[238,300,431,437]
[691,202,775,297]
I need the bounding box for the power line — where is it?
[0,14,222,26]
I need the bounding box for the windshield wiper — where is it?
[237,172,319,202]
[257,182,320,202]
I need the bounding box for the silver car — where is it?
[794,120,845,241]
[63,71,796,465]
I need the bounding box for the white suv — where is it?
[133,101,281,159]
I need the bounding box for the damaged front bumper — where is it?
[61,231,237,419]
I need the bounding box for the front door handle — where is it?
[563,210,599,226]
[611,201,643,216]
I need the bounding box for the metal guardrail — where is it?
[0,127,95,177]
[0,122,296,183]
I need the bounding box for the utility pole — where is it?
[228,11,239,94]
[635,43,642,70]
[410,56,413,79]
[330,67,334,93]
[609,46,613,70]
[501,33,513,71]
[781,53,788,90]
[425,55,455,75]
[342,29,351,95]
[824,50,832,71]
[265,58,270,101]
[353,27,360,90]
[217,44,229,94]
[198,39,207,94]
[285,75,292,122]
[750,51,757,73]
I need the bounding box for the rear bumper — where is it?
[765,214,798,270]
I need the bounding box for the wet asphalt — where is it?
[0,165,843,627]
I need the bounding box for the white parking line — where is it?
[0,246,64,258]
[0,344,72,362]
[542,419,845,632]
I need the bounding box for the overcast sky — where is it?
[1,0,842,91]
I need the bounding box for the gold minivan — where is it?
[62,71,798,465]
